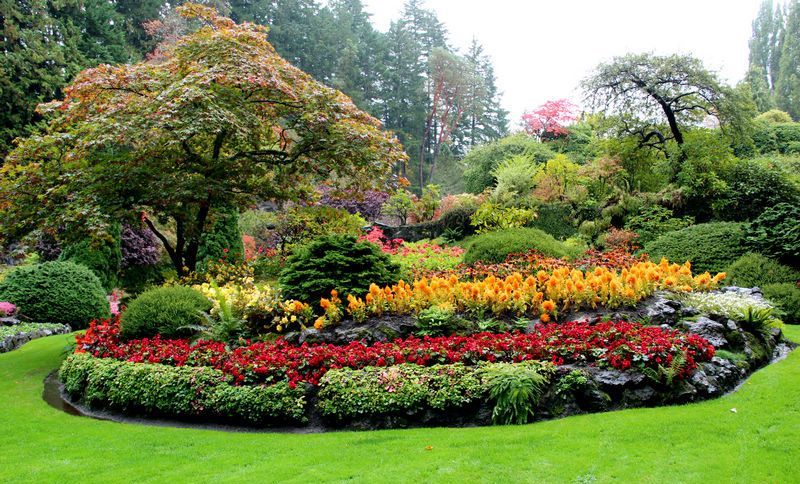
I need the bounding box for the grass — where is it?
[1,329,799,483]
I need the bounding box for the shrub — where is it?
[464,134,555,193]
[382,189,415,225]
[464,228,579,264]
[747,203,800,267]
[415,304,458,336]
[713,159,800,221]
[279,235,400,304]
[59,353,307,424]
[755,109,793,124]
[59,227,122,290]
[317,363,483,421]
[490,155,538,206]
[643,223,748,274]
[120,286,212,340]
[198,209,244,266]
[409,184,441,223]
[725,253,800,288]
[269,206,366,253]
[318,187,389,221]
[470,203,538,234]
[624,206,694,245]
[478,361,554,425]
[762,283,800,324]
[120,224,161,268]
[530,203,577,240]
[392,242,465,280]
[0,261,110,328]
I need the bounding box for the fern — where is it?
[479,362,551,425]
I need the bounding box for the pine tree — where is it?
[461,38,508,150]
[776,0,800,119]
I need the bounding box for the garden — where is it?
[1,0,800,481]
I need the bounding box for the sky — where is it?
[360,0,763,127]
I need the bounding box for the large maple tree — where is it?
[0,4,406,274]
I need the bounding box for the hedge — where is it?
[643,223,748,274]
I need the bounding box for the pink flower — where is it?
[0,301,16,317]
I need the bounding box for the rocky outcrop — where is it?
[0,324,71,353]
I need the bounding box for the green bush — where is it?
[270,206,366,253]
[478,361,554,425]
[713,159,800,221]
[643,223,748,274]
[725,254,800,288]
[0,261,110,328]
[279,235,400,304]
[120,286,212,340]
[746,203,800,267]
[59,227,122,290]
[464,134,555,193]
[762,283,800,324]
[317,363,483,421]
[624,206,694,245]
[415,305,459,336]
[463,228,580,264]
[59,353,307,424]
[198,208,244,267]
[470,203,538,234]
[530,203,577,240]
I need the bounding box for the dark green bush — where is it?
[59,227,122,290]
[279,235,400,303]
[120,286,212,340]
[0,261,110,328]
[624,206,694,245]
[725,253,800,288]
[713,159,800,221]
[198,209,244,267]
[529,203,577,240]
[762,283,800,324]
[746,203,800,267]
[753,121,800,154]
[317,363,483,421]
[463,228,580,264]
[643,223,748,274]
[59,353,307,424]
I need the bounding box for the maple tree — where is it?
[0,4,406,275]
[521,99,578,140]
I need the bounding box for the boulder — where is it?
[684,317,728,348]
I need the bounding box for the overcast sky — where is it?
[360,0,763,127]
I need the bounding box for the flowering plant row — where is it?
[323,258,725,326]
[76,318,715,387]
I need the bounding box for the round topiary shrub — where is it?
[279,234,401,304]
[725,253,800,288]
[643,222,748,274]
[762,283,800,324]
[0,261,110,328]
[120,286,212,340]
[463,228,579,265]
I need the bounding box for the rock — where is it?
[640,292,680,323]
[587,368,645,388]
[622,386,658,405]
[685,317,728,348]
[0,317,19,326]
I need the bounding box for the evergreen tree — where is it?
[777,0,800,119]
[461,38,508,150]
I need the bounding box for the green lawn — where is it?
[1,330,799,483]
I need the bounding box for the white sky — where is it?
[361,0,762,127]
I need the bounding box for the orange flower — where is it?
[542,300,556,313]
[540,313,551,323]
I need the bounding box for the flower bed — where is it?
[76,318,714,387]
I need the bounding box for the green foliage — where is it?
[0,261,109,329]
[624,206,695,245]
[279,235,400,304]
[490,155,538,206]
[756,110,793,123]
[415,305,458,336]
[238,209,276,246]
[714,159,800,221]
[644,223,748,274]
[463,228,580,264]
[59,353,306,425]
[762,283,800,324]
[470,203,538,234]
[411,184,441,223]
[675,129,737,219]
[530,203,577,240]
[120,286,212,340]
[383,189,415,225]
[726,253,800,288]
[642,352,687,387]
[746,203,800,266]
[317,363,483,421]
[59,227,122,290]
[270,206,366,253]
[478,361,554,425]
[464,134,555,193]
[198,209,244,268]
[0,323,67,341]
[753,122,800,154]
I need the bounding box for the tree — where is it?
[0,4,406,275]
[582,53,754,167]
[461,38,508,149]
[521,99,578,141]
[749,0,784,99]
[777,0,800,119]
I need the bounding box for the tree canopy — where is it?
[0,4,406,275]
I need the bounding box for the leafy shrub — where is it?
[279,235,400,304]
[530,203,577,240]
[238,209,276,247]
[120,224,161,268]
[713,159,800,221]
[478,361,554,425]
[464,134,555,193]
[198,208,244,266]
[269,206,366,253]
[725,253,799,288]
[0,261,110,328]
[470,203,537,234]
[763,283,800,324]
[746,203,800,267]
[754,121,800,154]
[415,304,458,336]
[755,109,793,124]
[59,227,122,290]
[59,353,307,424]
[409,184,441,223]
[624,206,694,245]
[120,286,212,340]
[464,228,579,264]
[644,223,748,274]
[318,187,389,221]
[382,189,415,225]
[317,363,483,421]
[490,155,538,206]
[392,242,464,280]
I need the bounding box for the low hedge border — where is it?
[0,323,70,353]
[59,353,307,426]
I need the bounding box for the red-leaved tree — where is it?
[521,99,578,140]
